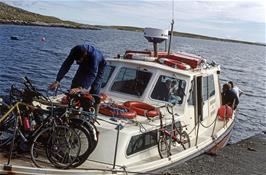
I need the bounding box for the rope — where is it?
[200,115,218,128]
[133,120,147,133]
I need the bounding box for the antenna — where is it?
[168,0,175,55]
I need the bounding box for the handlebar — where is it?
[153,103,175,116]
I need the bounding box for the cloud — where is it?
[2,0,265,42]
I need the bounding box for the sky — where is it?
[2,0,266,43]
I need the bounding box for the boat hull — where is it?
[0,119,235,175]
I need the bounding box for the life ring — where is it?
[158,52,201,69]
[99,103,137,119]
[217,105,233,120]
[158,58,191,70]
[123,101,160,118]
[125,52,156,62]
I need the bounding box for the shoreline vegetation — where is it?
[1,2,265,46]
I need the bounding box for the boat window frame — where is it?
[126,121,182,157]
[149,73,188,105]
[188,79,195,106]
[101,64,116,88]
[202,74,216,101]
[109,65,153,98]
[126,129,158,156]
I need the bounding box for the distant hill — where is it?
[100,25,265,46]
[0,2,265,46]
[0,2,98,29]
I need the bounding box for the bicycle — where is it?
[157,104,191,159]
[33,86,99,168]
[21,77,96,168]
[0,78,81,169]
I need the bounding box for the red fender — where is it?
[123,101,160,118]
[218,105,233,120]
[99,103,137,119]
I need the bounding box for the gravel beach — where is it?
[160,132,266,175]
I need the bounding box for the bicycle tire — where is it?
[157,131,171,159]
[70,118,98,154]
[0,129,13,149]
[69,122,92,168]
[87,121,98,153]
[0,114,16,149]
[30,125,81,169]
[180,131,191,150]
[46,126,81,169]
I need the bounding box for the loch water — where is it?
[0,24,265,143]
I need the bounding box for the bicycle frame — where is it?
[157,104,190,159]
[0,101,25,124]
[159,127,181,143]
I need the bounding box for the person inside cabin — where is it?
[48,44,106,114]
[168,81,178,104]
[175,80,186,103]
[152,78,172,101]
[221,83,239,110]
[228,81,243,99]
[168,80,185,105]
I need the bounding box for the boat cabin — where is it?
[89,49,222,167]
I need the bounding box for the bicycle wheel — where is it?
[0,129,13,149]
[30,125,81,169]
[86,121,98,153]
[76,115,99,153]
[0,115,16,149]
[157,130,171,159]
[70,118,98,154]
[69,122,92,168]
[179,131,190,150]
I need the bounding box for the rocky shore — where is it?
[161,132,266,175]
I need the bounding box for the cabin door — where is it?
[201,75,216,120]
[196,76,203,122]
[196,75,216,122]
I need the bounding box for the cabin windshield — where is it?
[110,67,152,96]
[151,75,186,105]
[101,65,115,88]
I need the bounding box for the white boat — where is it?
[0,27,236,174]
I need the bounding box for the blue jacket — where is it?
[56,44,106,94]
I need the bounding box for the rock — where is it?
[247,147,256,151]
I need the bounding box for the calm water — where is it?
[0,25,265,143]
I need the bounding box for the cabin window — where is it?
[188,80,195,105]
[101,65,115,88]
[151,75,186,105]
[126,130,157,156]
[110,67,152,96]
[202,75,215,101]
[126,121,181,156]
